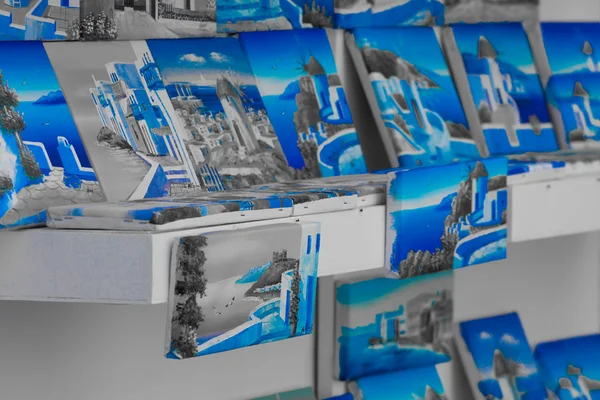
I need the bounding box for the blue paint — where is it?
[460,312,546,400]
[387,158,508,275]
[536,334,600,400]
[452,23,560,154]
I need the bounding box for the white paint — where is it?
[0,134,17,182]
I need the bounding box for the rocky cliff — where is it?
[361,47,438,87]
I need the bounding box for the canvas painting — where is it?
[334,0,444,29]
[445,0,538,26]
[348,27,482,168]
[240,29,368,178]
[447,22,559,155]
[0,41,104,229]
[0,0,79,40]
[539,23,600,77]
[535,334,600,400]
[348,365,447,400]
[546,73,600,148]
[46,40,194,200]
[46,193,293,231]
[456,312,547,400]
[217,0,333,34]
[251,387,316,400]
[386,158,508,278]
[540,23,600,148]
[166,222,320,359]
[335,270,453,381]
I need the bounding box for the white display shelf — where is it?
[1,172,600,304]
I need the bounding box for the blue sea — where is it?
[418,87,469,127]
[16,102,91,168]
[389,205,448,268]
[165,84,266,117]
[262,94,306,170]
[338,327,450,380]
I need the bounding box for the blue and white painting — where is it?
[0,0,79,40]
[217,0,333,33]
[540,23,600,147]
[0,41,103,229]
[386,158,508,278]
[352,27,481,168]
[335,270,453,381]
[535,334,600,400]
[167,222,320,359]
[458,312,547,400]
[240,29,368,177]
[540,23,600,76]
[350,365,446,399]
[147,37,312,193]
[334,0,444,29]
[452,22,560,155]
[546,72,600,147]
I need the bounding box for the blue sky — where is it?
[542,22,600,74]
[356,365,445,399]
[354,27,451,76]
[453,22,537,75]
[389,158,506,210]
[0,42,61,102]
[146,38,256,85]
[336,271,452,308]
[460,312,538,378]
[240,28,339,96]
[535,334,600,392]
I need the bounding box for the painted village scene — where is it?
[386,158,507,278]
[542,23,600,147]
[452,22,559,154]
[0,42,104,229]
[168,223,319,359]
[352,27,481,168]
[458,313,547,400]
[335,271,453,381]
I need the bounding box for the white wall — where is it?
[540,0,600,21]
